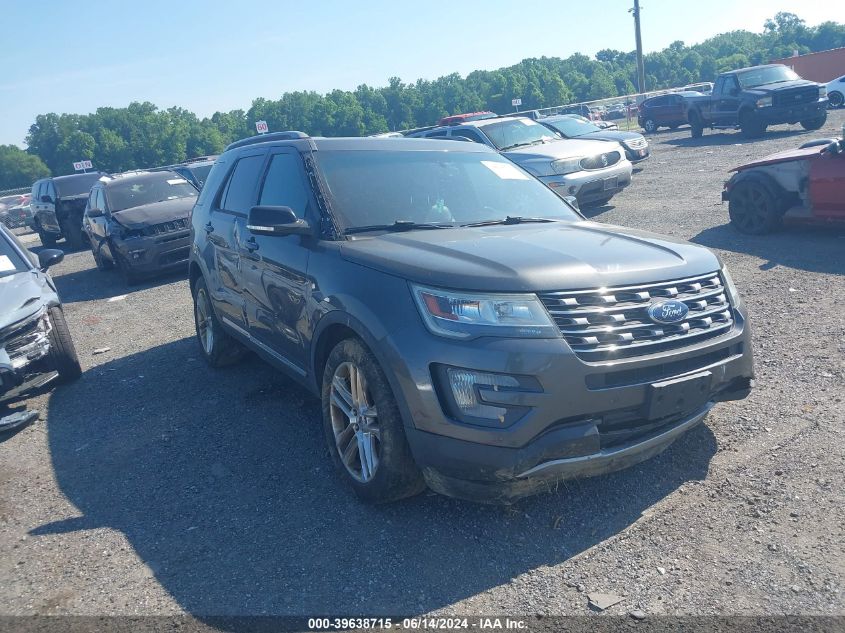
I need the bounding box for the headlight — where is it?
[412,284,559,339]
[721,264,741,306]
[551,158,583,175]
[756,96,772,108]
[819,86,827,99]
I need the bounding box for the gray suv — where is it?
[188,132,754,504]
[406,116,633,207]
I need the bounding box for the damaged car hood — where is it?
[732,145,823,171]
[0,271,55,333]
[111,197,194,230]
[340,221,720,292]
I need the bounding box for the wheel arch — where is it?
[729,168,794,214]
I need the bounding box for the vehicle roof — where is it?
[228,136,497,154]
[723,64,786,74]
[50,172,104,183]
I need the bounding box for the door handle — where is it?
[204,222,214,234]
[244,238,259,252]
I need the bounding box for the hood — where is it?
[732,145,822,171]
[579,130,644,145]
[339,221,720,293]
[111,197,194,229]
[744,79,819,95]
[0,271,54,333]
[504,138,624,176]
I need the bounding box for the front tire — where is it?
[192,276,245,367]
[827,91,843,109]
[115,253,141,285]
[728,180,782,235]
[643,118,657,133]
[322,337,425,503]
[38,228,57,248]
[800,113,826,131]
[740,111,766,138]
[60,216,85,250]
[90,239,114,271]
[47,307,82,383]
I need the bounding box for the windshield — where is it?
[316,150,581,231]
[475,119,560,150]
[0,230,30,278]
[737,66,801,89]
[185,164,213,189]
[542,117,601,138]
[54,173,102,198]
[106,173,198,212]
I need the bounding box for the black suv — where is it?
[189,132,754,504]
[82,170,197,284]
[30,173,104,248]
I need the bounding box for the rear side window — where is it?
[453,129,485,144]
[258,153,309,218]
[426,129,449,137]
[220,154,265,214]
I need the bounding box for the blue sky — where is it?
[0,0,839,146]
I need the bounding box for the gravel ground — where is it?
[1,112,843,619]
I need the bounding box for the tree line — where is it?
[2,12,842,189]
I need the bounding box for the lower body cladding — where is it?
[110,230,191,278]
[540,161,633,207]
[0,309,56,408]
[386,312,753,504]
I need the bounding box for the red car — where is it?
[722,129,845,234]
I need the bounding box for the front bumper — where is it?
[386,306,754,503]
[625,146,651,163]
[0,310,56,403]
[757,98,827,124]
[540,161,633,205]
[113,231,191,276]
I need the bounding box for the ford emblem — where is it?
[648,300,689,324]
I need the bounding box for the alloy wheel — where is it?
[195,288,215,355]
[329,361,380,482]
[732,186,770,233]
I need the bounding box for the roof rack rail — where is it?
[225,131,309,151]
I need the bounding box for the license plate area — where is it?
[603,176,618,191]
[645,371,712,420]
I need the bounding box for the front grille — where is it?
[538,272,734,361]
[625,137,648,150]
[142,217,190,237]
[580,151,621,170]
[773,87,819,107]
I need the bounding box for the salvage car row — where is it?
[3,103,844,504]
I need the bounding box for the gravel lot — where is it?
[1,112,844,619]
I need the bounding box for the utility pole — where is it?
[631,0,646,94]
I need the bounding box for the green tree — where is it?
[0,145,50,189]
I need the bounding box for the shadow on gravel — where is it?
[50,258,187,303]
[692,223,845,275]
[661,128,808,148]
[37,338,717,616]
[579,202,616,218]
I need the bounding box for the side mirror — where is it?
[246,205,310,236]
[38,249,64,271]
[41,195,53,204]
[564,195,580,210]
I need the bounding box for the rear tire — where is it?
[643,118,657,133]
[38,228,57,248]
[689,112,704,138]
[800,113,826,131]
[47,307,82,383]
[321,337,425,503]
[740,112,766,138]
[191,276,245,367]
[728,180,782,235]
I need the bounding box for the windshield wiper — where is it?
[344,221,454,235]
[461,216,558,228]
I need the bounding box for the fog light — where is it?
[446,368,519,420]
[130,250,144,260]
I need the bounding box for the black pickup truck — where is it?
[685,64,828,139]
